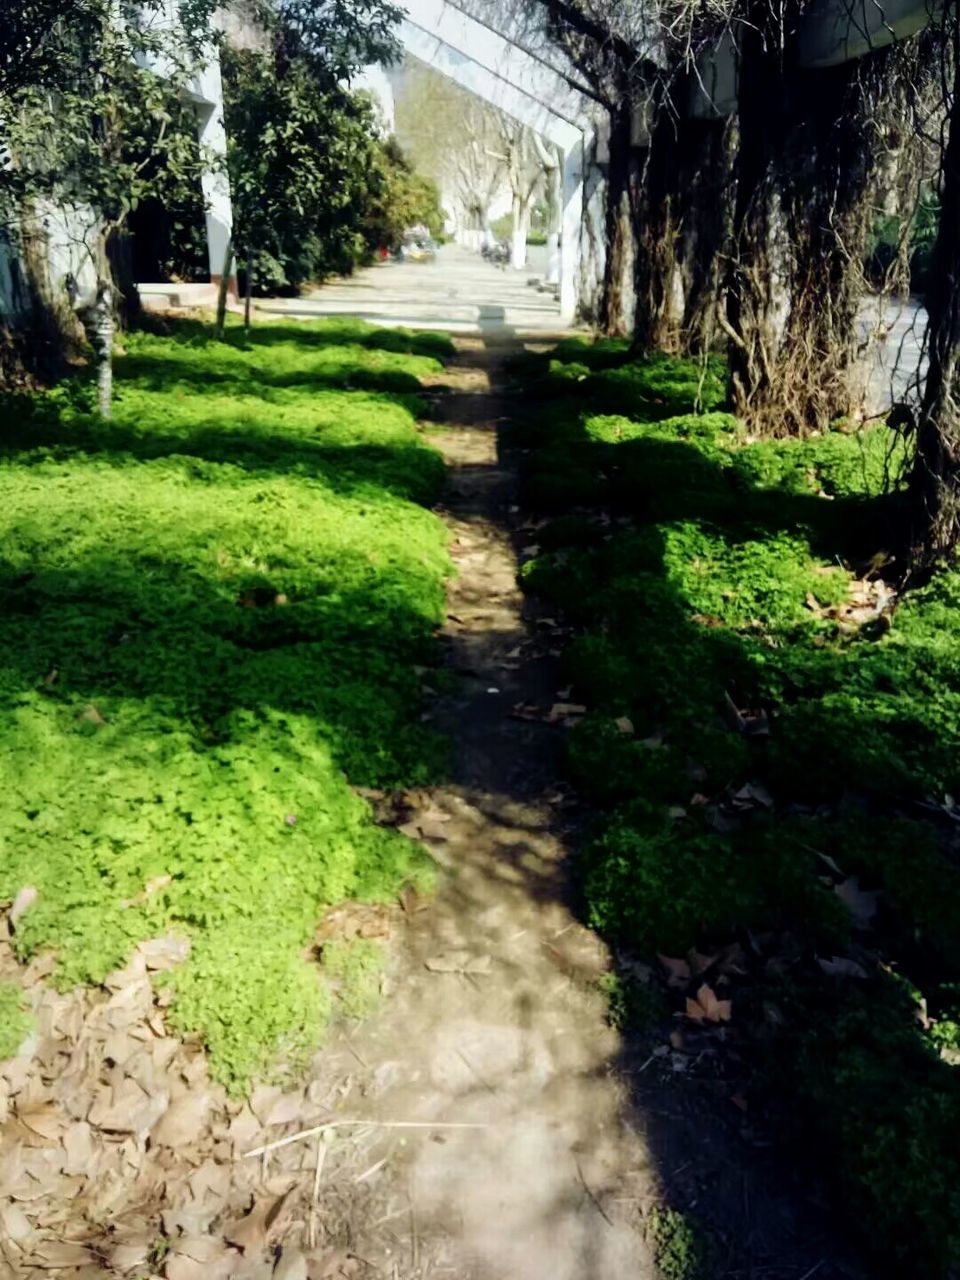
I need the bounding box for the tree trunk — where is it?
[511,195,529,270]
[87,228,114,417]
[215,235,234,338]
[7,201,84,386]
[93,277,114,418]
[910,25,960,564]
[724,11,886,435]
[244,251,253,338]
[633,103,685,353]
[600,102,634,337]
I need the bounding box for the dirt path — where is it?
[318,336,657,1278]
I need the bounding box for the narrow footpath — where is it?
[310,332,868,1280]
[316,336,658,1278]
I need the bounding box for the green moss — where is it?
[598,970,665,1031]
[649,1207,708,1280]
[0,316,448,1092]
[0,981,31,1060]
[322,938,387,1019]
[516,340,960,1273]
[582,806,846,955]
[771,975,960,1273]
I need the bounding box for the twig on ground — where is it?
[343,1036,370,1070]
[308,1128,329,1249]
[797,1264,824,1280]
[354,1156,388,1184]
[243,1119,489,1159]
[575,1156,615,1227]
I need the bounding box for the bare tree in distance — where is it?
[394,58,510,239]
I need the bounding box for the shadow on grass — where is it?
[1,409,445,505]
[148,314,455,360]
[0,317,456,1090]
[115,350,431,397]
[509,367,960,1276]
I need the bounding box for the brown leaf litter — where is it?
[0,911,412,1280]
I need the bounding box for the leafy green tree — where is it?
[361,136,445,252]
[222,45,387,301]
[1,0,219,411]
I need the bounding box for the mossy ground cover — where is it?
[513,335,960,1274]
[0,317,452,1091]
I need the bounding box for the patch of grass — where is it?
[598,970,665,1031]
[515,343,960,1272]
[322,938,388,1020]
[648,1206,708,1280]
[0,316,450,1092]
[0,981,31,1060]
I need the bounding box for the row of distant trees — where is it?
[395,61,562,271]
[0,0,442,406]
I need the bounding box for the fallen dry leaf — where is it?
[110,1236,153,1272]
[614,716,634,735]
[151,1092,211,1146]
[835,876,879,928]
[228,1106,261,1152]
[547,702,587,722]
[122,875,173,910]
[686,950,718,976]
[88,1079,168,1138]
[17,1102,65,1144]
[509,701,546,722]
[817,955,870,979]
[9,886,38,929]
[657,954,692,989]
[0,1200,34,1243]
[731,781,774,809]
[265,1091,303,1127]
[27,1240,97,1268]
[78,703,106,726]
[226,1188,295,1253]
[399,883,427,915]
[273,1248,309,1280]
[424,952,491,975]
[685,983,732,1024]
[136,936,190,972]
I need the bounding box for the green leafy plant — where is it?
[322,939,388,1020]
[0,317,449,1092]
[516,339,960,1273]
[648,1206,708,1280]
[0,981,32,1060]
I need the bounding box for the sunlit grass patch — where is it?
[0,318,451,1091]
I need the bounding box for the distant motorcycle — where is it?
[481,239,509,267]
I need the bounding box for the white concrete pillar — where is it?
[560,138,584,324]
[193,52,233,284]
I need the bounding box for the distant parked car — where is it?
[398,228,437,262]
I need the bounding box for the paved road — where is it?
[254,246,930,413]
[255,243,571,336]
